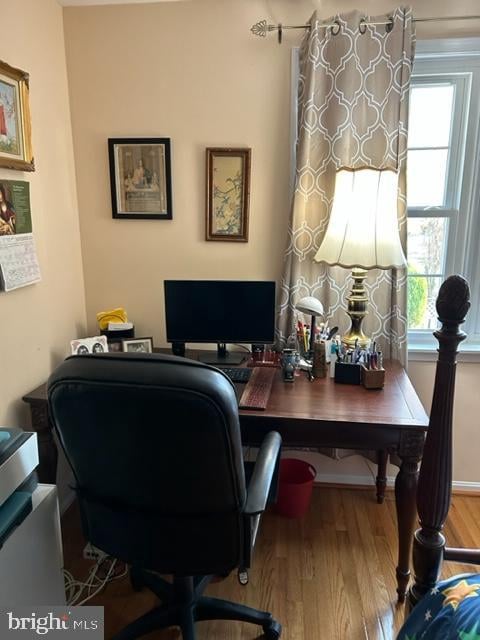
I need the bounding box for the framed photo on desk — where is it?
[122,337,153,353]
[108,138,172,220]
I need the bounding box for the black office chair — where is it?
[48,353,282,640]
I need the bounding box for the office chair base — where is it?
[112,572,282,640]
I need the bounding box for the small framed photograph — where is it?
[107,340,123,353]
[108,138,172,220]
[71,335,109,355]
[206,147,251,242]
[122,337,153,353]
[0,60,34,171]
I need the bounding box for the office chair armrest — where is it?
[244,431,281,515]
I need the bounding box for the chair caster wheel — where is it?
[238,569,249,585]
[263,620,282,639]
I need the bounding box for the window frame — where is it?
[408,39,480,356]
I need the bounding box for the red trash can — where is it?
[275,458,316,518]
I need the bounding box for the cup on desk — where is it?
[325,339,332,363]
[281,349,297,382]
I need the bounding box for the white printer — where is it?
[0,428,38,518]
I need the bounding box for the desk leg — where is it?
[30,403,58,485]
[395,453,420,603]
[376,449,388,504]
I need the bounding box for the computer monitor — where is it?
[164,280,276,364]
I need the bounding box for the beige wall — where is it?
[63,0,480,482]
[408,361,478,484]
[64,0,294,343]
[0,0,86,432]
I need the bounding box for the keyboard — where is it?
[216,367,252,384]
[238,367,276,410]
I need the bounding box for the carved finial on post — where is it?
[409,275,470,608]
[435,274,471,338]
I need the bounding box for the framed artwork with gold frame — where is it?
[206,147,251,242]
[0,60,34,171]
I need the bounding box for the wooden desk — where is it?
[23,357,428,602]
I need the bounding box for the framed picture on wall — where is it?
[0,60,34,171]
[206,147,251,242]
[108,138,173,220]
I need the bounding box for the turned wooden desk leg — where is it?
[376,449,388,504]
[395,447,421,603]
[29,403,58,484]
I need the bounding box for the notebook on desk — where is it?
[238,367,276,410]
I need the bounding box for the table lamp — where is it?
[295,296,324,352]
[314,168,407,348]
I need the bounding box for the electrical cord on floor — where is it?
[63,556,128,606]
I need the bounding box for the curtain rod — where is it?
[250,15,480,44]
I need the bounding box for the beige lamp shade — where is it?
[313,169,407,269]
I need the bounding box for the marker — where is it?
[327,326,338,340]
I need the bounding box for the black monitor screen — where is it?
[164,280,276,344]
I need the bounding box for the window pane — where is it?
[409,84,455,148]
[407,149,448,207]
[407,217,448,274]
[408,275,443,330]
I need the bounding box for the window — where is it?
[290,40,480,353]
[407,39,480,350]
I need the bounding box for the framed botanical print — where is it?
[0,60,34,171]
[206,147,251,242]
[108,138,173,219]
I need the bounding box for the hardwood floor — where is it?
[62,487,480,640]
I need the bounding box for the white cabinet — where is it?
[0,485,66,606]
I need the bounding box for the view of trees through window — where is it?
[407,82,458,330]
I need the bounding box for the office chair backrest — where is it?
[48,353,247,575]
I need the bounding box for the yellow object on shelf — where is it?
[96,307,128,330]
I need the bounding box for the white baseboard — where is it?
[58,474,480,516]
[314,473,480,494]
[451,480,480,493]
[314,473,377,486]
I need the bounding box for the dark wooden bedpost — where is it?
[408,275,470,609]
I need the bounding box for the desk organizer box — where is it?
[334,362,362,384]
[101,327,135,352]
[361,367,385,389]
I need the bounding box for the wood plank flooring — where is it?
[61,487,480,640]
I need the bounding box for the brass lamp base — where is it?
[342,268,370,349]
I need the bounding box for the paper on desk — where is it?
[0,233,41,292]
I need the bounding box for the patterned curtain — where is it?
[277,7,415,366]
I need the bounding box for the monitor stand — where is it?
[197,343,245,365]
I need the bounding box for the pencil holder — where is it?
[334,362,362,385]
[312,341,327,378]
[361,366,385,390]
